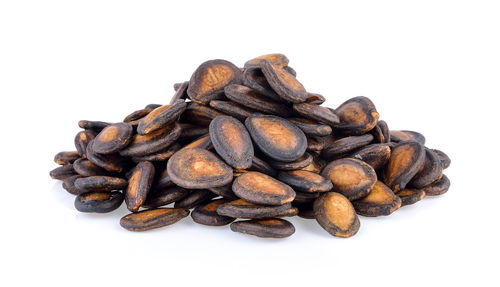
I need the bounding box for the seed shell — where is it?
[383,142,426,192]
[409,148,443,188]
[352,181,401,216]
[92,122,134,154]
[313,192,360,238]
[396,188,426,206]
[120,208,189,231]
[174,190,217,209]
[260,60,309,103]
[292,103,340,126]
[209,100,256,121]
[224,84,292,117]
[72,158,109,177]
[288,117,332,136]
[334,96,379,135]
[119,123,181,157]
[267,152,313,171]
[347,144,391,170]
[217,199,293,219]
[74,176,128,193]
[74,130,96,158]
[74,191,124,213]
[191,199,236,226]
[54,151,80,165]
[278,170,332,193]
[232,171,295,206]
[143,186,189,208]
[230,218,295,238]
[125,161,155,212]
[321,134,374,159]
[137,100,187,135]
[390,130,426,145]
[432,149,451,169]
[420,174,450,196]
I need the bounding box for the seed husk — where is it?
[54,151,80,165]
[288,117,332,136]
[371,120,390,143]
[74,130,96,158]
[137,100,187,135]
[181,102,225,126]
[143,186,189,208]
[131,143,180,162]
[167,148,233,189]
[62,175,84,195]
[259,60,309,103]
[209,100,256,121]
[187,59,243,105]
[209,115,254,169]
[313,192,360,238]
[217,199,293,219]
[383,142,426,192]
[347,144,391,171]
[208,184,239,200]
[72,158,109,177]
[191,199,236,226]
[244,53,289,69]
[92,122,134,154]
[119,122,181,157]
[125,161,155,212]
[396,188,426,206]
[74,191,124,213]
[352,181,401,216]
[432,149,451,169]
[230,218,295,238]
[420,174,450,196]
[50,164,77,180]
[390,130,426,145]
[409,148,443,188]
[74,176,128,193]
[224,84,292,117]
[174,190,217,209]
[278,170,332,193]
[120,208,190,231]
[334,96,379,135]
[321,158,377,200]
[292,103,340,126]
[245,115,307,162]
[242,67,282,101]
[78,120,111,133]
[232,171,295,206]
[169,81,189,105]
[321,134,374,159]
[123,108,152,123]
[86,140,128,173]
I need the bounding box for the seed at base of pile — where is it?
[245,115,307,162]
[244,53,289,69]
[73,158,108,177]
[278,170,332,193]
[390,130,426,145]
[383,142,426,192]
[321,158,377,201]
[74,191,124,213]
[224,84,292,117]
[74,176,128,193]
[54,151,80,165]
[259,60,309,103]
[409,149,443,188]
[74,130,96,157]
[347,144,391,171]
[120,208,190,231]
[187,59,243,105]
[321,134,374,159]
[352,181,401,217]
[217,199,293,219]
[78,120,111,132]
[209,115,254,170]
[209,100,256,121]
[297,205,315,219]
[292,103,340,126]
[137,100,187,135]
[119,123,182,157]
[334,96,379,135]
[230,218,295,238]
[396,188,426,206]
[143,187,189,208]
[125,161,155,212]
[267,152,313,171]
[420,175,450,196]
[62,175,84,195]
[432,149,451,169]
[191,199,235,226]
[305,93,325,105]
[313,192,360,238]
[287,118,332,136]
[50,164,76,180]
[232,171,295,206]
[167,148,233,189]
[173,190,216,209]
[92,122,134,154]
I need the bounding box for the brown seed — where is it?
[120,208,189,231]
[292,103,340,126]
[169,81,189,105]
[230,218,295,238]
[209,100,256,121]
[420,174,450,196]
[232,171,296,206]
[267,152,313,171]
[131,143,180,162]
[347,144,391,171]
[74,130,96,157]
[321,134,374,159]
[74,191,124,213]
[313,192,360,238]
[167,148,233,189]
[74,176,128,193]
[432,149,451,169]
[78,120,111,132]
[305,93,325,105]
[180,134,212,151]
[224,84,292,117]
[217,199,293,219]
[125,161,155,212]
[86,140,128,173]
[145,104,162,110]
[334,96,379,135]
[371,120,390,143]
[181,102,225,126]
[244,53,289,69]
[49,164,76,180]
[178,123,209,141]
[143,186,189,208]
[119,122,181,157]
[54,151,80,165]
[137,100,187,135]
[191,199,236,226]
[248,156,277,176]
[187,59,243,104]
[306,137,326,153]
[352,181,401,216]
[287,117,332,136]
[242,67,282,101]
[92,122,134,154]
[208,184,239,200]
[209,115,254,169]
[259,60,309,103]
[383,142,426,192]
[300,157,327,174]
[409,149,443,188]
[155,165,174,189]
[173,190,217,209]
[245,115,307,162]
[321,158,377,200]
[123,108,152,123]
[390,130,426,145]
[396,188,426,206]
[278,170,332,193]
[72,158,108,177]
[62,175,84,195]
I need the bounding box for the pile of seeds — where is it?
[50,54,451,238]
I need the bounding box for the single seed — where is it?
[120,208,189,231]
[230,218,295,238]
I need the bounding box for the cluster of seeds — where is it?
[50,54,451,238]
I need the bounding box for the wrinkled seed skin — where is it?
[191,199,235,226]
[314,192,360,238]
[230,218,295,238]
[74,191,124,213]
[125,161,155,212]
[383,142,426,192]
[120,208,190,231]
[232,171,296,206]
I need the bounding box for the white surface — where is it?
[1,1,499,286]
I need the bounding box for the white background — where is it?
[1,1,499,286]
